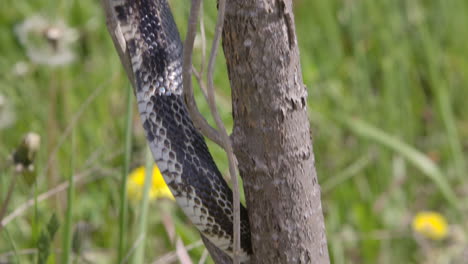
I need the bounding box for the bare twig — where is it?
[192,67,231,108]
[199,1,207,75]
[183,0,224,148]
[205,0,241,263]
[185,0,242,262]
[191,66,208,100]
[184,0,242,262]
[198,249,209,264]
[151,240,204,264]
[175,238,193,264]
[200,235,232,264]
[161,211,176,243]
[101,0,241,261]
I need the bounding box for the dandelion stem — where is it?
[2,226,20,263]
[132,147,154,264]
[0,175,17,233]
[61,132,75,264]
[118,85,134,263]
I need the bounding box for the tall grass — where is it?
[117,85,134,263]
[61,133,76,264]
[0,0,467,263]
[131,148,155,264]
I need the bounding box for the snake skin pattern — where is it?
[108,0,252,260]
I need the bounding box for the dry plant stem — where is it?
[103,0,231,261]
[192,68,231,108]
[1,146,117,227]
[182,0,236,263]
[198,249,209,264]
[184,1,237,263]
[200,235,233,264]
[103,0,239,261]
[175,238,193,264]
[151,240,204,264]
[41,74,115,179]
[183,0,224,148]
[192,66,209,100]
[199,1,206,75]
[205,0,241,262]
[121,234,144,264]
[0,248,38,259]
[0,174,18,232]
[1,167,115,227]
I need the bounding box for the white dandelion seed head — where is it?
[15,15,79,67]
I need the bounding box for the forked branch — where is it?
[183,0,242,263]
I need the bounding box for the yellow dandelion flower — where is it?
[127,166,174,202]
[412,211,448,240]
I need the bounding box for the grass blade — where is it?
[132,147,154,264]
[61,132,76,264]
[2,227,20,263]
[118,85,134,263]
[342,117,461,213]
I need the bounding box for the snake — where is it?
[106,0,252,261]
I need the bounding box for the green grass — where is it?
[1,0,467,263]
[61,133,76,264]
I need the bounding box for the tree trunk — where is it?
[221,0,330,263]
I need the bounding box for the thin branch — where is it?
[185,0,241,262]
[183,2,237,262]
[151,240,204,264]
[199,1,207,76]
[200,235,233,264]
[191,66,208,100]
[175,238,193,264]
[101,0,240,261]
[198,249,209,264]
[184,0,242,262]
[205,0,241,263]
[183,0,224,148]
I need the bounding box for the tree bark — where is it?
[221,1,330,263]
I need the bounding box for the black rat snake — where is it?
[106,0,252,261]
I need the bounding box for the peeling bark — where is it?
[221,0,330,263]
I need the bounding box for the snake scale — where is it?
[107,0,252,260]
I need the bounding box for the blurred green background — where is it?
[1,0,467,263]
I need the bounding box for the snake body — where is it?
[108,0,251,260]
